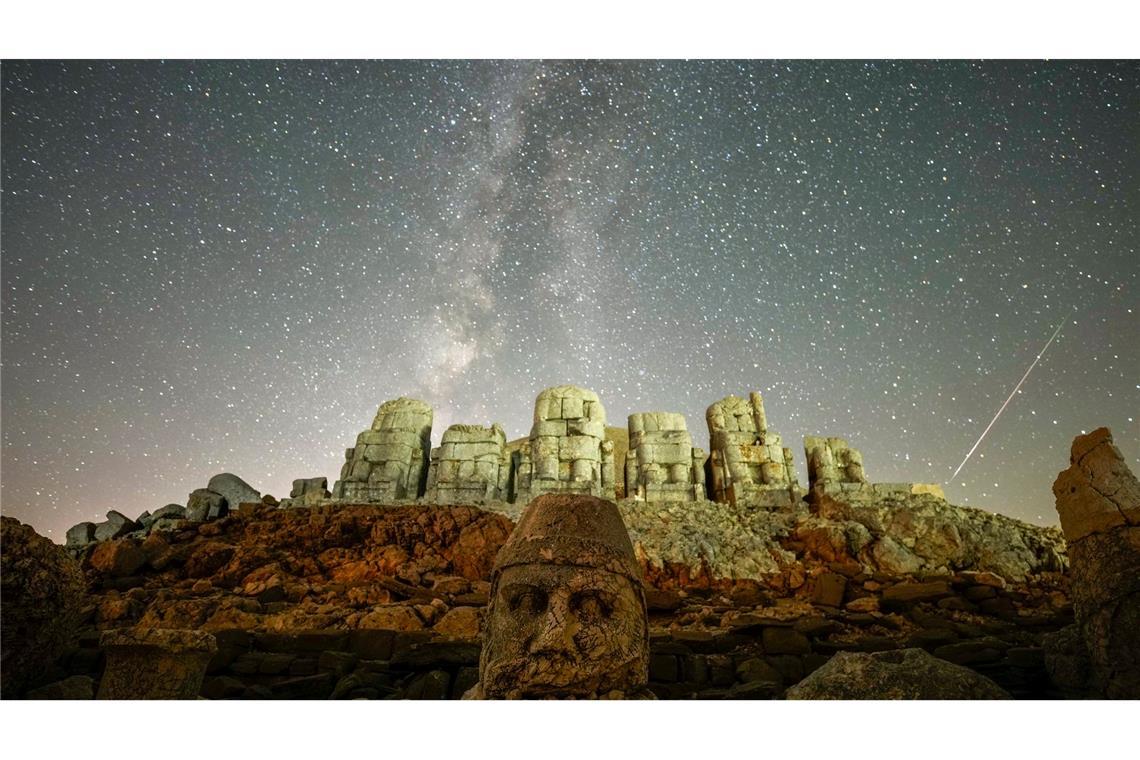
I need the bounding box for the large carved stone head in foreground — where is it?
[474,494,650,699]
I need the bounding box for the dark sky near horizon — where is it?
[2,60,1137,540]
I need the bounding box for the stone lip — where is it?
[1053,427,1140,543]
[99,628,218,655]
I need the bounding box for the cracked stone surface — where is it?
[332,397,433,503]
[470,494,651,699]
[1051,427,1140,698]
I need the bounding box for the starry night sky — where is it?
[2,60,1137,540]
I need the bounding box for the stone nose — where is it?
[526,594,580,657]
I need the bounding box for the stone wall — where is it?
[54,574,1070,700]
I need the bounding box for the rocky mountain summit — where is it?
[9,385,1131,700]
[14,482,1072,700]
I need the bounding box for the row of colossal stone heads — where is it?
[294,385,942,511]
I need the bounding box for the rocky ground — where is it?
[7,490,1074,700]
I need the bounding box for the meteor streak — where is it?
[949,315,1069,484]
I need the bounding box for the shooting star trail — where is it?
[949,315,1069,484]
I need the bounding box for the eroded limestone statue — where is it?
[625,412,707,502]
[332,397,432,502]
[424,423,512,504]
[804,436,867,491]
[706,391,803,510]
[512,386,616,503]
[804,435,946,501]
[468,493,651,699]
[1051,427,1140,698]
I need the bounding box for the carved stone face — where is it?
[480,562,648,699]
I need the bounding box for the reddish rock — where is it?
[430,575,472,595]
[811,572,847,608]
[846,596,880,613]
[184,542,236,579]
[96,597,142,625]
[358,604,424,631]
[87,539,146,577]
[433,606,482,639]
[881,581,952,608]
[449,518,513,580]
[140,532,174,571]
[0,517,86,696]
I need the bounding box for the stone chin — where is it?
[480,651,647,699]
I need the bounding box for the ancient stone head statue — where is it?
[474,493,650,699]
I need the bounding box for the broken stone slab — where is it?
[206,473,261,511]
[97,628,217,699]
[93,511,138,542]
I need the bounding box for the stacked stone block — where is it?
[288,477,331,508]
[804,436,867,492]
[424,423,512,504]
[804,436,945,501]
[513,385,616,503]
[625,412,708,502]
[706,391,803,510]
[332,398,432,502]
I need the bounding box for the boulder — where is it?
[432,606,482,639]
[207,473,261,510]
[0,517,86,697]
[94,510,138,542]
[151,503,186,522]
[65,522,97,548]
[87,539,146,577]
[1052,427,1140,698]
[186,489,226,522]
[357,605,424,631]
[785,648,1010,699]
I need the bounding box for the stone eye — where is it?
[508,588,547,615]
[570,591,612,621]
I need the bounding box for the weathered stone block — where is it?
[98,629,217,700]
